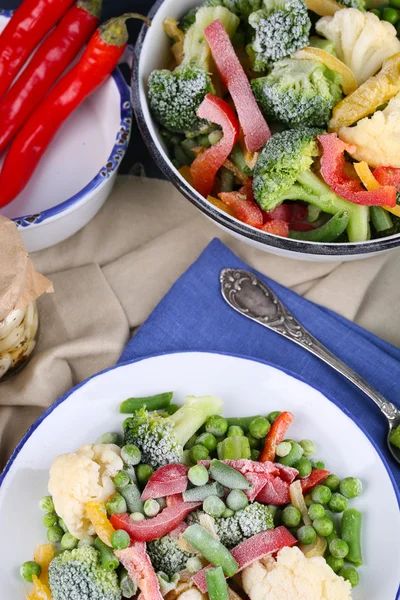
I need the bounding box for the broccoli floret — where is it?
[188,503,274,548]
[336,0,365,9]
[179,0,262,28]
[147,535,195,577]
[251,58,342,127]
[48,546,120,600]
[309,35,336,56]
[123,396,223,468]
[149,6,239,134]
[246,0,311,71]
[253,127,370,242]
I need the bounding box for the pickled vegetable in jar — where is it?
[0,301,39,381]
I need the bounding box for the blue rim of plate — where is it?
[132,0,400,257]
[0,9,131,229]
[1,350,399,599]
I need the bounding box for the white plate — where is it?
[0,352,399,599]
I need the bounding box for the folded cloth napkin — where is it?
[120,238,400,489]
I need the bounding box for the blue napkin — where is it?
[120,238,400,491]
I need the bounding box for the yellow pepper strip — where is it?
[293,47,357,95]
[330,52,400,131]
[354,161,400,215]
[179,165,194,187]
[34,544,55,587]
[27,575,53,600]
[86,502,115,547]
[223,159,251,184]
[163,18,185,66]
[305,0,343,16]
[238,131,259,170]
[207,195,236,216]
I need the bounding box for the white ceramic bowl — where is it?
[0,11,131,252]
[0,352,399,599]
[132,0,400,262]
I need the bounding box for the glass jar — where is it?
[0,301,39,381]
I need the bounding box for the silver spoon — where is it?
[220,268,400,465]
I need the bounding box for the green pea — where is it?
[311,485,332,505]
[121,444,141,466]
[282,505,301,527]
[312,517,333,537]
[227,425,244,437]
[324,474,340,492]
[190,444,209,463]
[203,495,226,518]
[78,537,95,547]
[308,503,325,520]
[382,6,400,23]
[206,416,228,437]
[135,464,154,486]
[185,434,200,450]
[339,477,362,499]
[247,435,260,449]
[275,441,292,457]
[329,493,348,513]
[106,493,127,515]
[326,555,344,573]
[310,459,325,469]
[304,493,313,507]
[42,512,58,528]
[144,499,161,517]
[297,525,316,545]
[47,525,64,543]
[250,449,261,461]
[226,489,249,511]
[196,432,217,452]
[58,518,68,533]
[267,411,281,424]
[61,532,78,550]
[222,508,235,518]
[39,496,54,513]
[186,556,204,573]
[20,561,41,583]
[369,8,381,16]
[98,432,121,445]
[114,470,131,489]
[188,464,209,486]
[130,512,145,521]
[248,417,270,439]
[295,457,312,478]
[339,566,359,588]
[299,440,316,457]
[278,442,304,467]
[111,529,131,550]
[329,538,349,559]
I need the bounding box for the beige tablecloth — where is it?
[1,175,400,467]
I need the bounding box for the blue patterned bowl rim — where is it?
[0,9,131,230]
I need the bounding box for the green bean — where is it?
[165,403,180,415]
[226,489,249,511]
[119,567,137,597]
[230,144,253,175]
[220,167,235,193]
[183,525,238,577]
[94,537,119,571]
[188,464,209,486]
[370,206,393,232]
[206,566,229,600]
[226,416,263,430]
[119,480,144,514]
[341,508,363,566]
[120,392,173,413]
[183,482,224,502]
[209,459,250,490]
[217,436,251,460]
[58,518,68,533]
[20,561,41,582]
[278,442,304,467]
[290,211,349,242]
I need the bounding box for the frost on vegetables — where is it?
[147,0,400,242]
[22,391,365,599]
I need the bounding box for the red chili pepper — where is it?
[190,94,240,198]
[204,19,271,153]
[261,220,289,237]
[260,411,294,463]
[0,0,101,155]
[318,134,396,207]
[373,166,400,190]
[0,0,76,101]
[299,469,330,494]
[115,543,163,600]
[218,190,263,228]
[0,13,150,208]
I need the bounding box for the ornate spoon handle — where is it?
[220,268,400,422]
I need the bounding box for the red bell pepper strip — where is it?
[0,0,76,101]
[193,526,297,593]
[275,464,299,484]
[204,19,271,153]
[244,472,270,502]
[299,469,330,494]
[260,411,294,463]
[110,500,202,542]
[219,191,263,228]
[190,94,240,198]
[0,0,101,155]
[0,13,150,208]
[318,134,396,207]
[261,221,289,237]
[256,475,291,506]
[373,166,400,190]
[141,464,188,501]
[115,542,163,600]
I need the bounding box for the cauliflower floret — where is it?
[241,546,352,600]
[316,9,400,85]
[338,92,400,167]
[48,443,123,539]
